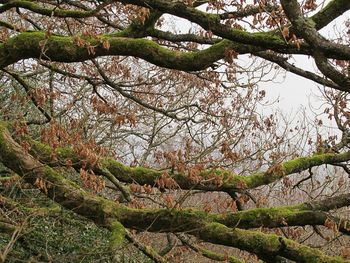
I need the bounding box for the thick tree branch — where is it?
[113,0,349,60]
[1,0,349,77]
[313,51,350,90]
[310,0,350,30]
[27,137,350,194]
[0,123,348,262]
[281,0,350,91]
[0,32,246,70]
[8,131,350,235]
[0,0,110,18]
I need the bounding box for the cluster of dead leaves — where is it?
[130,183,154,194]
[80,169,105,193]
[156,172,179,190]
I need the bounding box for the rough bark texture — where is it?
[0,123,349,262]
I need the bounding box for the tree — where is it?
[0,0,350,262]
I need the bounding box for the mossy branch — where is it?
[27,137,350,193]
[309,0,350,30]
[109,220,126,248]
[116,0,349,60]
[0,0,107,18]
[200,222,347,263]
[214,199,350,235]
[0,123,348,262]
[0,31,236,70]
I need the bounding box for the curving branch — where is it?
[310,0,350,30]
[0,0,111,18]
[0,122,348,262]
[313,51,350,89]
[113,0,350,60]
[1,0,349,75]
[27,136,350,194]
[280,0,350,91]
[0,32,248,70]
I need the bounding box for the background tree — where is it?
[0,0,350,262]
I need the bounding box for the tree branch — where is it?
[0,122,348,262]
[27,137,350,193]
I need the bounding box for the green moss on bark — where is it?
[109,221,126,248]
[0,31,233,70]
